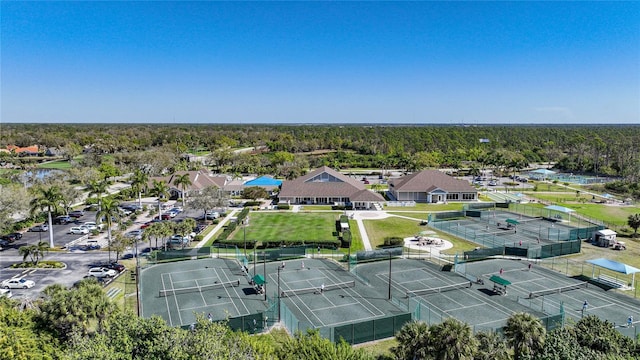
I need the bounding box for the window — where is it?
[446,193,459,200]
[462,193,476,200]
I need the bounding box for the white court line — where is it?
[301,278,338,308]
[195,279,207,305]
[160,273,173,326]
[213,268,241,316]
[321,268,385,317]
[217,267,250,316]
[278,273,326,327]
[459,288,519,317]
[313,301,362,312]
[168,273,184,326]
[181,300,234,312]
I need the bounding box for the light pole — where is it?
[134,238,140,316]
[263,251,267,301]
[277,263,285,321]
[388,251,392,300]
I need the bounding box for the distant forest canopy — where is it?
[2,124,639,180]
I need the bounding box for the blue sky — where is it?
[2,1,638,124]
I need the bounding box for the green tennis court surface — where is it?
[140,258,266,329]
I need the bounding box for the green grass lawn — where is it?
[38,160,72,169]
[230,212,339,242]
[523,194,640,227]
[383,203,464,212]
[363,217,423,248]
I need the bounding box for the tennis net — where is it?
[528,282,588,299]
[406,281,472,298]
[280,280,356,298]
[159,279,240,297]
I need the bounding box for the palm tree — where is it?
[504,312,546,360]
[86,179,108,210]
[96,197,121,262]
[18,241,49,265]
[175,218,196,249]
[474,331,510,360]
[429,318,478,360]
[29,185,64,248]
[392,321,431,360]
[150,179,170,218]
[172,172,192,208]
[130,169,149,209]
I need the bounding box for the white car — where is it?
[0,289,13,298]
[87,267,117,278]
[2,278,35,289]
[69,226,90,235]
[82,222,104,231]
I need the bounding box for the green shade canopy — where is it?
[489,275,512,286]
[253,274,266,285]
[505,219,519,225]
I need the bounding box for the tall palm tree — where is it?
[150,179,170,218]
[172,173,192,208]
[86,179,108,210]
[29,185,64,248]
[429,318,478,360]
[130,169,149,209]
[504,312,546,360]
[392,321,431,360]
[95,197,121,262]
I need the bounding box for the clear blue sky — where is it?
[2,1,638,124]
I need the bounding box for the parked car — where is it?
[68,226,90,235]
[29,224,49,232]
[126,229,144,240]
[90,262,126,272]
[69,210,85,218]
[0,239,11,247]
[87,267,117,278]
[53,215,72,225]
[82,222,104,231]
[488,180,498,186]
[0,289,12,298]
[169,234,189,245]
[2,278,35,289]
[154,214,171,221]
[1,232,23,242]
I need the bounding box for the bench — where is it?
[595,274,625,289]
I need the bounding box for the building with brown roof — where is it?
[388,170,478,203]
[150,170,228,199]
[278,166,385,209]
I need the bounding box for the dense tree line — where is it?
[1,281,638,360]
[2,124,638,177]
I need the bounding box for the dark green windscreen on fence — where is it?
[431,211,466,222]
[465,210,482,217]
[155,247,211,261]
[538,240,581,258]
[333,313,411,345]
[570,225,604,240]
[356,247,403,261]
[226,312,264,334]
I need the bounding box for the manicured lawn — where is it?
[363,217,424,248]
[230,212,339,242]
[383,203,464,212]
[38,160,72,169]
[356,338,397,358]
[523,194,640,227]
[347,219,365,252]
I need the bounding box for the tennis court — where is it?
[140,258,266,330]
[258,258,408,332]
[431,209,585,250]
[460,258,640,329]
[356,258,548,332]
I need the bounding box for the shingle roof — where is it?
[390,170,476,193]
[279,166,384,201]
[150,170,227,192]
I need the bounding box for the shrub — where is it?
[277,203,290,210]
[382,237,404,247]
